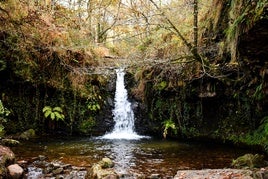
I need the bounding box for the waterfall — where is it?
[102,68,145,140]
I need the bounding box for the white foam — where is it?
[101,131,148,140]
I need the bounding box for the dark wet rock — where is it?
[232,153,267,169]
[7,164,24,179]
[174,169,253,179]
[38,155,47,161]
[19,129,36,140]
[1,139,20,147]
[62,164,72,170]
[56,174,64,179]
[149,173,161,178]
[53,167,64,175]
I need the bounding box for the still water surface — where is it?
[12,137,252,177]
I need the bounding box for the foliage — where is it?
[0,60,6,71]
[0,100,10,136]
[87,101,101,112]
[236,116,268,152]
[253,83,265,101]
[162,119,177,139]
[231,154,266,169]
[42,106,65,121]
[78,117,96,134]
[154,81,167,91]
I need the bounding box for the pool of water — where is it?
[11,137,252,177]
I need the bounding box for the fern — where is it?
[162,119,177,139]
[42,106,65,121]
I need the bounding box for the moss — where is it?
[231,154,266,169]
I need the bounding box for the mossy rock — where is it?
[98,157,114,169]
[232,154,267,169]
[19,129,36,140]
[1,139,20,147]
[87,158,117,179]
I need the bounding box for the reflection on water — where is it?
[12,137,253,177]
[106,140,135,173]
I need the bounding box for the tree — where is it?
[148,0,203,64]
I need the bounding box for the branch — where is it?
[99,1,122,38]
[148,0,204,64]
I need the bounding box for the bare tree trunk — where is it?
[87,0,93,39]
[193,0,198,55]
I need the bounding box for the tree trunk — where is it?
[193,0,198,55]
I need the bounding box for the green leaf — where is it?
[42,106,52,113]
[50,113,55,120]
[96,104,100,110]
[53,107,63,113]
[54,111,62,119]
[44,110,51,118]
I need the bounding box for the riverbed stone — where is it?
[52,167,64,175]
[174,169,253,179]
[7,164,24,179]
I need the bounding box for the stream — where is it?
[11,137,252,177]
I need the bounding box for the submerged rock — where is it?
[25,160,87,178]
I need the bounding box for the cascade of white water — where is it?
[102,68,145,140]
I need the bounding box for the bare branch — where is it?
[148,0,204,64]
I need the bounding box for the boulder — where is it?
[7,164,24,179]
[174,169,253,179]
[0,145,15,166]
[0,145,15,177]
